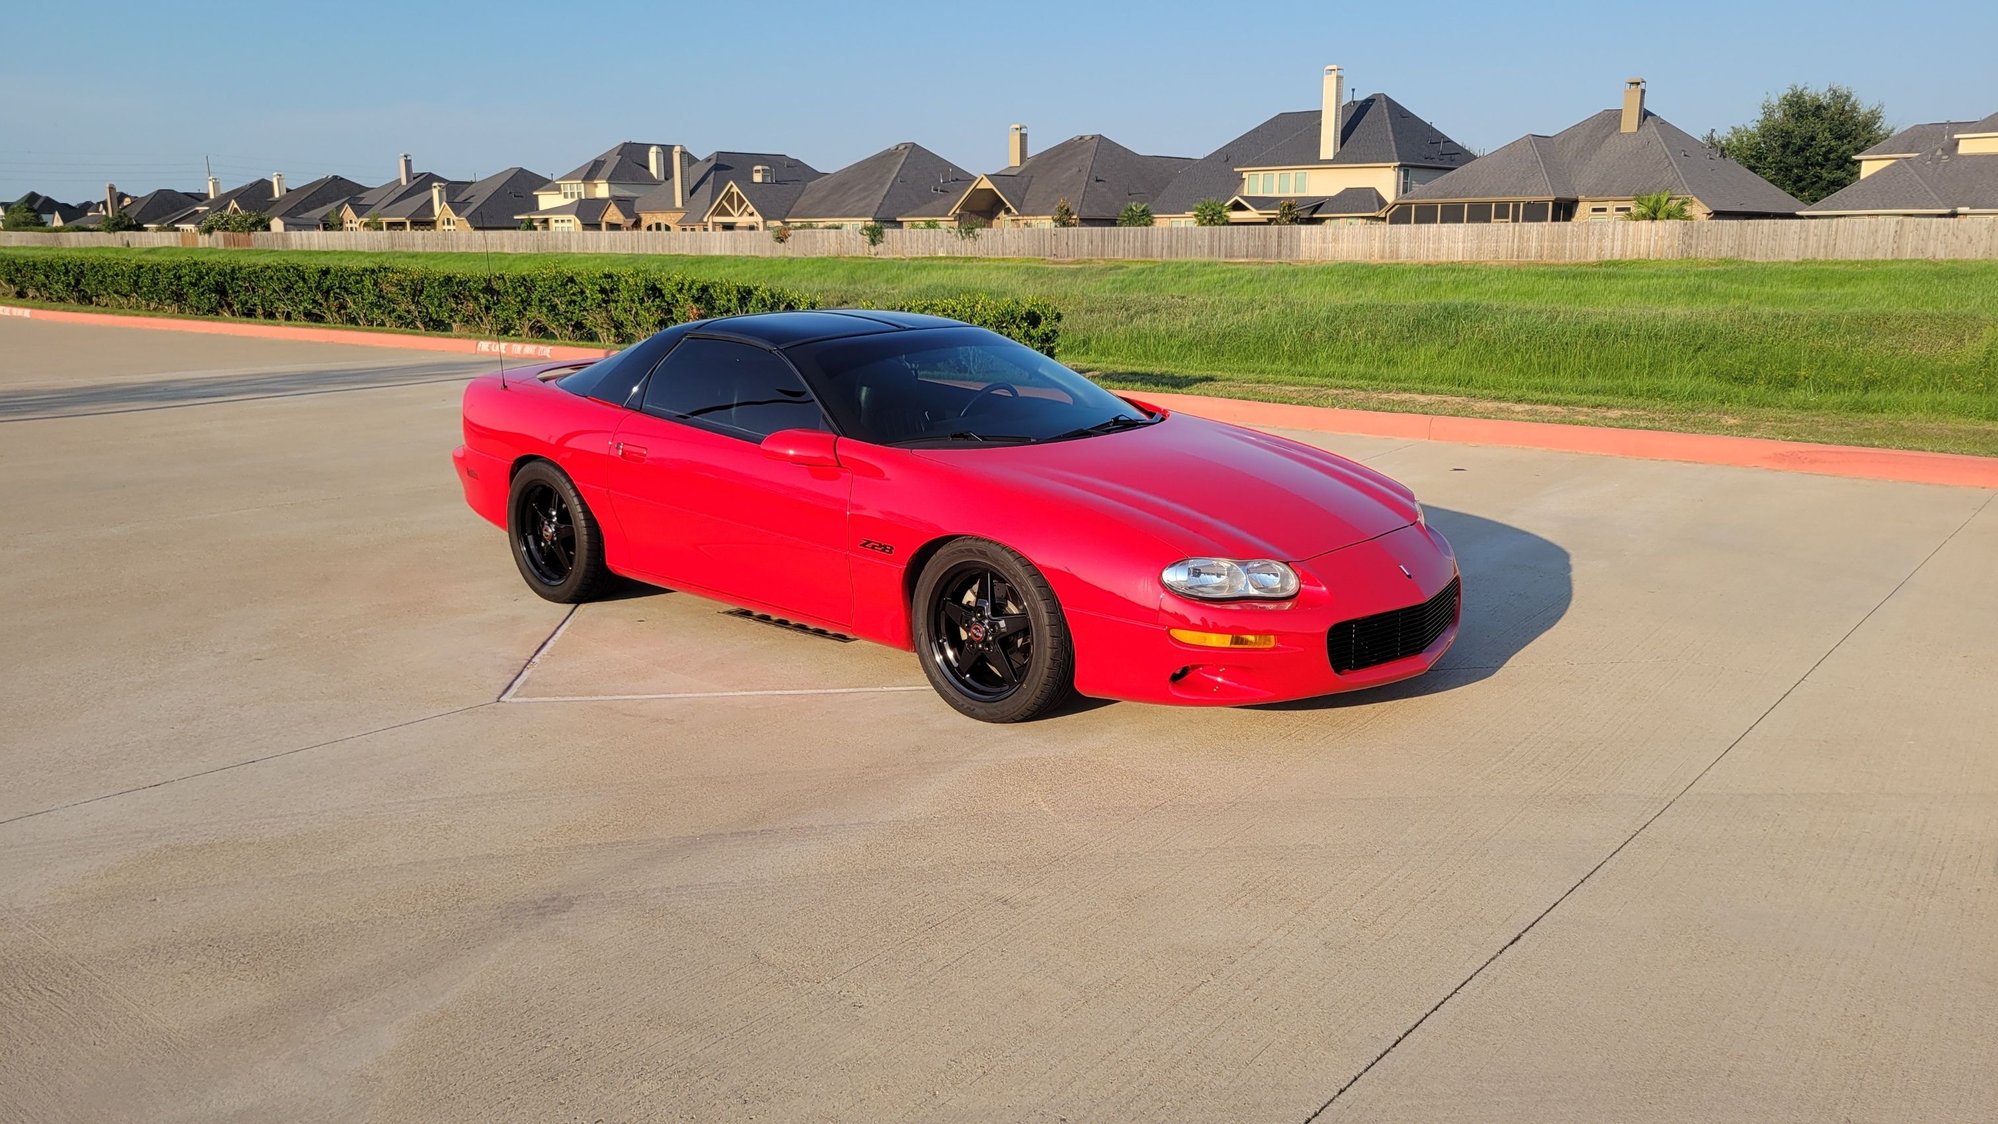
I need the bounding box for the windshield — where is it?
[786,326,1154,447]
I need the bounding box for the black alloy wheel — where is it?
[507,460,610,603]
[914,539,1074,722]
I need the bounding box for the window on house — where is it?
[1294,171,1307,194]
[1278,173,1292,194]
[561,183,582,200]
[1262,173,1276,194]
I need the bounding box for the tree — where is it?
[1051,197,1078,227]
[952,215,981,241]
[3,201,48,230]
[1193,198,1229,227]
[323,210,346,232]
[1271,199,1303,226]
[1710,84,1890,204]
[1115,202,1153,227]
[769,222,791,244]
[1625,190,1693,221]
[859,221,885,248]
[199,210,270,233]
[100,211,142,233]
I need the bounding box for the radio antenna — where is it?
[482,225,508,389]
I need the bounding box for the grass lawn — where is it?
[7,246,1996,455]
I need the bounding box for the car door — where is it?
[607,336,855,627]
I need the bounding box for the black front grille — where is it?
[1327,577,1460,673]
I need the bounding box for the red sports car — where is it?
[454,311,1459,722]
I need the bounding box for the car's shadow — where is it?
[1247,506,1571,711]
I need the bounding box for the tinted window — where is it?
[640,338,827,440]
[788,326,1153,447]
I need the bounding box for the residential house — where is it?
[265,175,370,232]
[641,151,823,231]
[1152,66,1473,225]
[435,168,548,231]
[108,188,201,229]
[340,156,451,229]
[1803,111,1998,217]
[736,142,972,231]
[158,174,283,231]
[519,142,678,231]
[1386,80,1802,223]
[11,192,86,226]
[943,128,1193,227]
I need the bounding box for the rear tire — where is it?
[913,539,1074,722]
[507,461,610,603]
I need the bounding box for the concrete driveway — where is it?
[2,317,1992,1122]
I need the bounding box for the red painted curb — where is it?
[1138,392,1998,490]
[6,302,1993,489]
[0,305,615,363]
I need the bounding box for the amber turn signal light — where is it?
[1168,629,1277,649]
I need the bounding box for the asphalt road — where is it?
[2,317,1993,1123]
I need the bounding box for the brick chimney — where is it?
[271,172,286,198]
[649,145,666,180]
[1009,123,1029,167]
[398,153,413,186]
[1320,65,1345,160]
[431,181,446,218]
[207,175,220,199]
[1621,78,1646,134]
[671,145,687,209]
[105,183,119,216]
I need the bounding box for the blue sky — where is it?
[5,0,1993,203]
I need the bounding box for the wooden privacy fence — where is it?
[6,217,1998,262]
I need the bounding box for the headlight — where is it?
[1161,558,1299,601]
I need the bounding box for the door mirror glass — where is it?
[761,428,841,468]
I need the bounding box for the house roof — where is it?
[547,141,676,186]
[788,142,974,222]
[638,151,822,221]
[1803,150,1998,214]
[117,188,201,227]
[1233,186,1386,218]
[1153,93,1472,214]
[972,134,1193,221]
[347,171,451,218]
[446,167,546,228]
[266,176,369,224]
[11,191,84,222]
[156,176,284,227]
[1399,108,1803,214]
[1858,114,1998,158]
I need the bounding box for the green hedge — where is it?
[0,252,1062,354]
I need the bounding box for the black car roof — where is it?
[687,308,965,348]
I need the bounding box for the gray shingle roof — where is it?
[448,167,545,229]
[1803,151,1998,214]
[973,134,1193,222]
[547,142,675,186]
[787,142,974,222]
[265,175,369,224]
[116,189,200,227]
[1153,94,1471,215]
[515,197,638,224]
[638,151,822,222]
[1858,115,1998,158]
[1234,186,1386,218]
[1399,108,1803,215]
[348,172,451,219]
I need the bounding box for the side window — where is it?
[640,338,827,440]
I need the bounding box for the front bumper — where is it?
[1068,523,1460,706]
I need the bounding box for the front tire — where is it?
[507,460,610,603]
[913,539,1074,722]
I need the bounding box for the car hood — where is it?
[913,412,1419,560]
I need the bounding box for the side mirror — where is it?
[760,428,841,468]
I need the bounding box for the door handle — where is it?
[614,442,649,462]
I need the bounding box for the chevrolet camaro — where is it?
[453,310,1460,722]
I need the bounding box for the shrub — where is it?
[1116,202,1153,227]
[1193,198,1229,227]
[3,202,48,230]
[953,216,981,241]
[100,212,142,233]
[860,221,885,248]
[769,223,791,244]
[1626,191,1693,221]
[1052,197,1079,227]
[199,210,270,234]
[914,220,942,230]
[0,251,1063,353]
[1271,199,1302,226]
